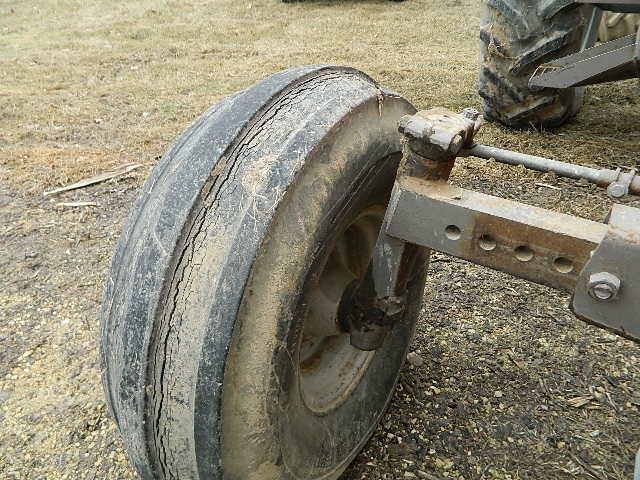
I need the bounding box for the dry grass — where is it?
[1,0,483,191]
[0,146,133,193]
[2,1,638,190]
[2,0,640,479]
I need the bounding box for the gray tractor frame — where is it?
[531,0,640,88]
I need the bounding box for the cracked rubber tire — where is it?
[479,0,588,128]
[100,65,428,480]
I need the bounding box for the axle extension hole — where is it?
[553,256,574,274]
[445,225,461,240]
[478,234,496,251]
[514,245,534,262]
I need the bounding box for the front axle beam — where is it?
[386,176,607,292]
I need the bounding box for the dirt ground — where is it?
[2,0,640,479]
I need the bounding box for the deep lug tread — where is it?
[479,0,587,129]
[486,0,531,38]
[509,29,573,75]
[481,67,525,102]
[506,95,557,122]
[480,27,507,56]
[539,0,576,20]
[479,88,502,108]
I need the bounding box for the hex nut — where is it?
[607,182,627,199]
[587,272,621,301]
[462,107,480,121]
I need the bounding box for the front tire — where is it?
[100,66,427,479]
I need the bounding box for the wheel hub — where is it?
[298,208,383,413]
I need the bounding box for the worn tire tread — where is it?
[100,65,418,480]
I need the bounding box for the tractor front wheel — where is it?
[100,66,428,480]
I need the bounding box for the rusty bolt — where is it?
[607,182,627,199]
[462,107,480,121]
[587,272,621,301]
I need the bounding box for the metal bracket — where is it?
[384,178,640,341]
[385,176,608,292]
[347,108,479,351]
[607,167,637,198]
[529,33,640,88]
[572,204,640,341]
[363,106,640,348]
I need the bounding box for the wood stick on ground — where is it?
[56,201,99,208]
[43,164,141,196]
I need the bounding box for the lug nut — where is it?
[587,272,621,302]
[462,107,480,121]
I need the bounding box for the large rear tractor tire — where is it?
[598,12,640,41]
[100,65,428,480]
[479,0,588,128]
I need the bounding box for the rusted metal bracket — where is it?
[572,204,640,341]
[347,108,479,351]
[386,176,608,292]
[375,107,640,344]
[384,177,640,341]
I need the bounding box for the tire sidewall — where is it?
[221,100,427,479]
